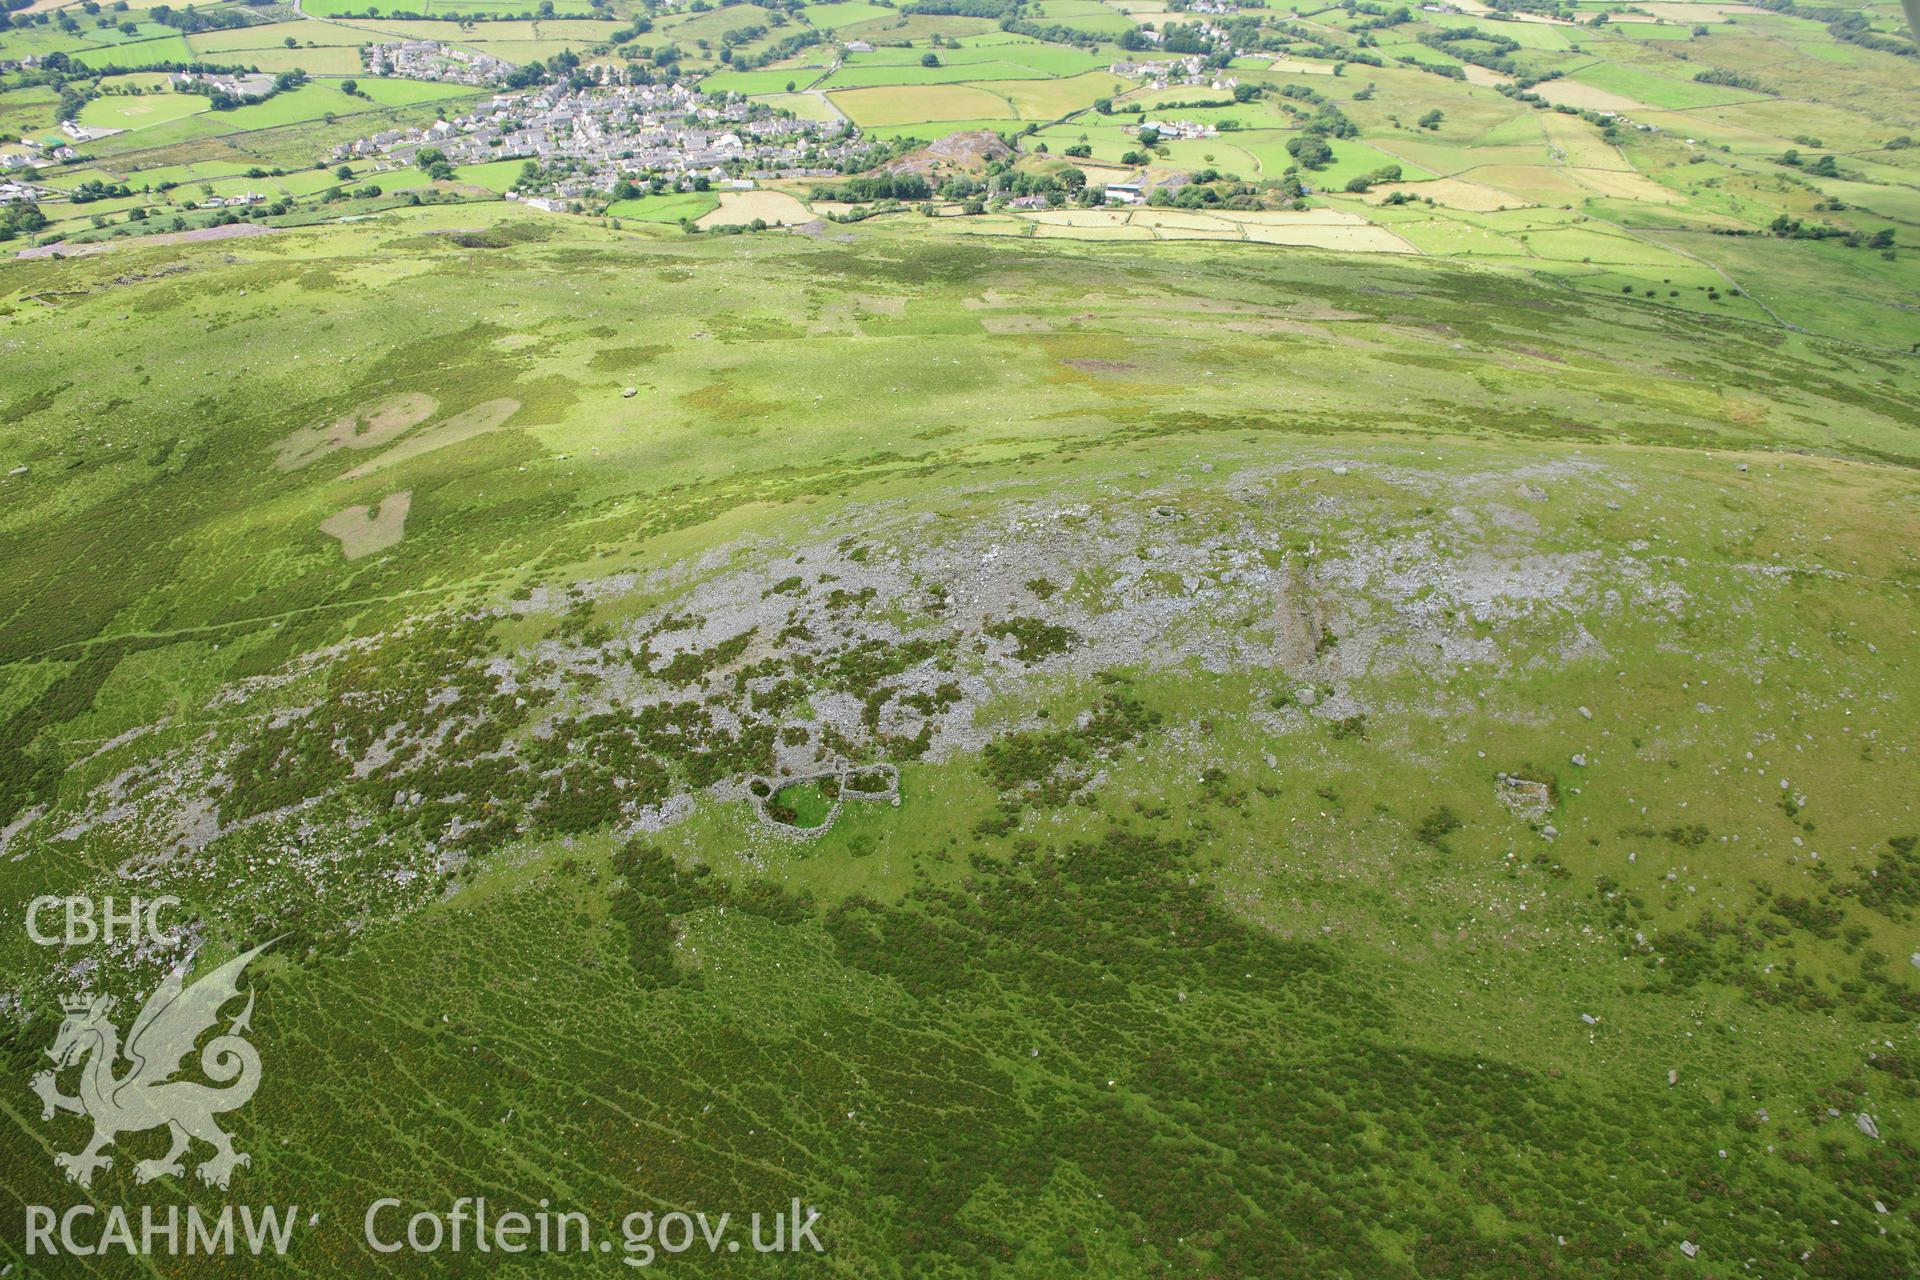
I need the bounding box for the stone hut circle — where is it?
[748,762,901,839]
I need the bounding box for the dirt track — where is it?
[15,222,280,260]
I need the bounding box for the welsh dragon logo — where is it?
[31,942,271,1191]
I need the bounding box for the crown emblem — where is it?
[59,993,94,1014]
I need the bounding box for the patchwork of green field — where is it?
[71,18,184,46]
[1307,138,1442,188]
[1020,0,1136,35]
[72,82,210,134]
[821,58,1039,88]
[653,3,790,48]
[857,114,1027,140]
[1813,176,1920,223]
[299,0,599,16]
[1028,119,1149,163]
[1112,85,1232,114]
[812,40,1127,131]
[606,189,721,222]
[831,12,1004,43]
[975,70,1130,119]
[700,66,826,95]
[68,32,195,69]
[0,82,60,136]
[228,45,373,74]
[0,207,1915,1277]
[326,16,621,44]
[451,156,535,193]
[3,0,1909,350]
[775,92,845,124]
[1011,204,1420,249]
[0,27,84,62]
[953,31,1116,73]
[798,0,905,31]
[0,15,187,64]
[1634,223,1920,347]
[1566,58,1772,110]
[1422,9,1586,49]
[181,17,370,51]
[75,78,481,157]
[1708,96,1903,153]
[1612,20,1724,39]
[830,81,1021,125]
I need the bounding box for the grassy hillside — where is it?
[0,207,1915,1276]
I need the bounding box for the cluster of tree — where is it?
[1003,166,1090,198]
[692,215,784,235]
[1548,102,1622,141]
[1205,14,1267,46]
[1342,0,1413,32]
[145,3,267,32]
[1694,66,1772,93]
[1144,173,1271,210]
[1278,85,1359,151]
[0,8,37,32]
[1768,214,1896,250]
[616,40,671,69]
[1117,21,1215,53]
[1343,162,1402,192]
[609,13,653,42]
[57,82,90,123]
[930,172,990,200]
[1002,17,1110,44]
[0,200,48,242]
[609,170,713,198]
[720,26,820,71]
[414,146,456,181]
[68,178,134,203]
[5,0,141,32]
[903,0,1016,14]
[343,0,596,16]
[1498,92,1617,137]
[1498,62,1564,92]
[1778,148,1842,177]
[1484,0,1576,16]
[1395,53,1467,80]
[715,20,769,52]
[807,172,934,202]
[504,48,584,88]
[1286,133,1333,169]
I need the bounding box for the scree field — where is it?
[0,0,1918,1276]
